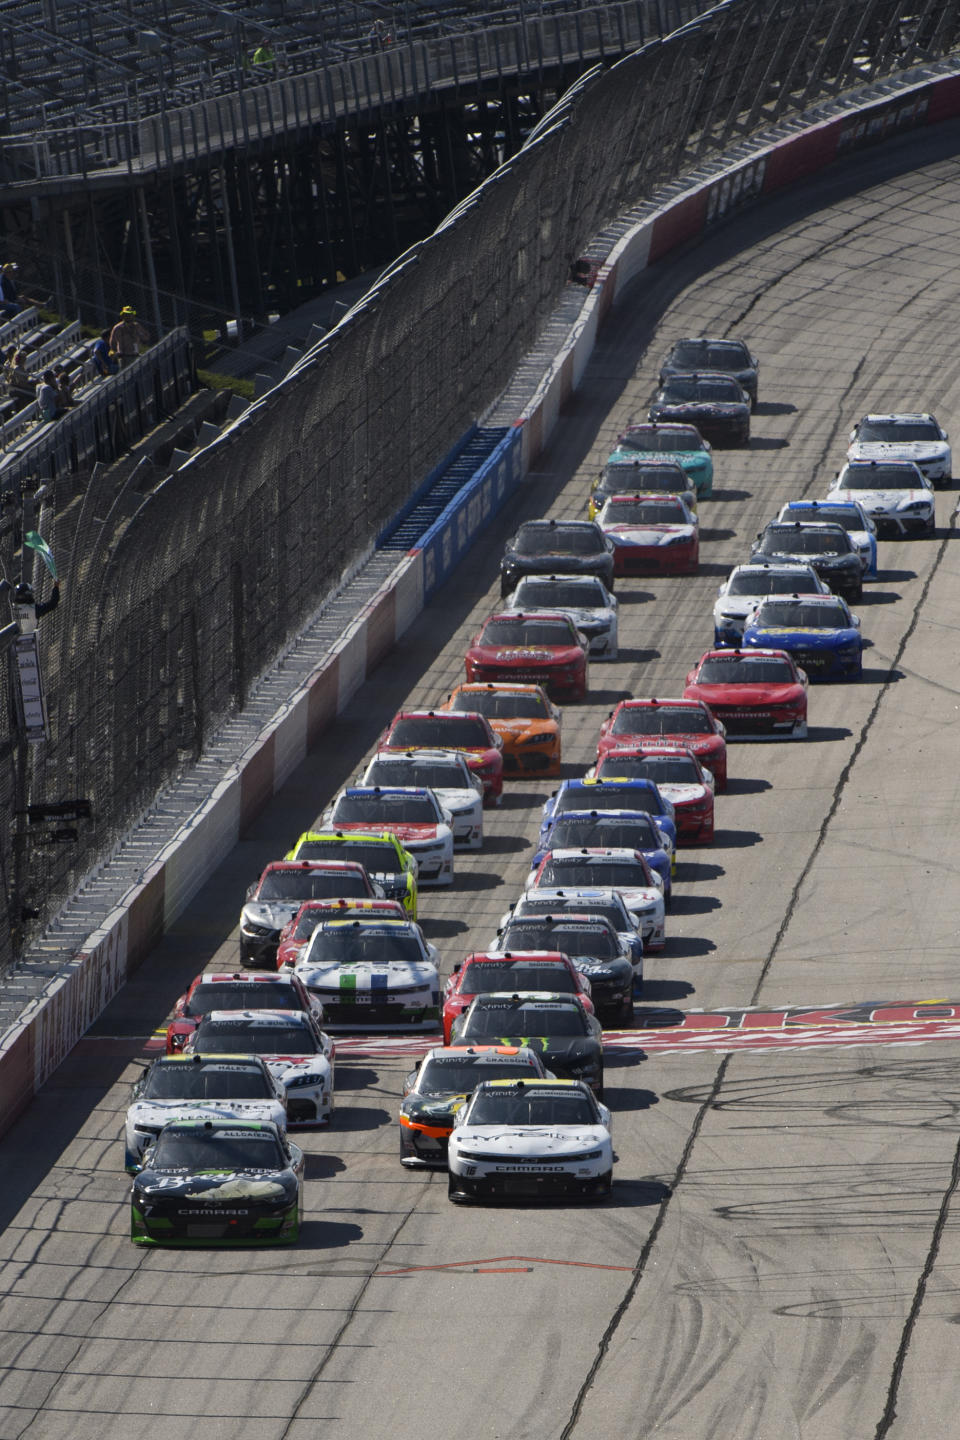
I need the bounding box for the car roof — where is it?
[484,610,577,624]
[699,647,794,660]
[153,1053,267,1066]
[341,785,435,799]
[755,592,845,606]
[544,847,646,861]
[856,411,937,423]
[195,971,298,984]
[199,1009,310,1025]
[424,1044,535,1059]
[476,1077,590,1090]
[316,916,416,932]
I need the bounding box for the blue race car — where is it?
[777,499,877,580]
[529,808,672,901]
[742,593,862,680]
[538,777,676,851]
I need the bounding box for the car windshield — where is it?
[856,420,939,442]
[333,793,439,824]
[620,757,700,784]
[696,656,795,683]
[755,602,849,628]
[295,839,403,874]
[142,1062,274,1100]
[515,580,606,608]
[620,426,702,453]
[258,870,369,900]
[556,786,656,815]
[192,1021,314,1055]
[760,528,847,555]
[184,982,302,1017]
[450,690,547,720]
[611,706,711,735]
[416,1057,540,1092]
[521,898,626,930]
[466,1088,597,1126]
[548,814,659,849]
[501,924,619,958]
[149,1130,286,1171]
[389,716,488,748]
[726,571,819,596]
[661,377,743,402]
[841,466,921,490]
[603,461,687,492]
[606,500,687,524]
[461,961,578,994]
[308,929,422,966]
[463,1004,589,1038]
[539,859,646,889]
[514,524,603,556]
[670,340,750,368]
[787,508,860,532]
[366,759,466,789]
[480,619,575,646]
[294,912,330,940]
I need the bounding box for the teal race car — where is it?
[612,423,714,498]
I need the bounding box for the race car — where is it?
[131,1119,303,1247]
[165,969,323,1053]
[749,520,863,601]
[613,422,713,498]
[124,1054,287,1173]
[321,785,454,887]
[492,914,637,1018]
[442,951,594,1043]
[648,371,751,444]
[275,898,406,970]
[359,749,484,849]
[524,849,666,950]
[658,336,759,408]
[826,460,936,539]
[503,574,618,659]
[505,887,645,972]
[447,1078,614,1203]
[294,916,440,1031]
[285,830,418,918]
[184,1009,334,1126]
[464,611,590,700]
[532,808,672,897]
[596,697,728,790]
[379,709,504,805]
[499,518,616,596]
[595,492,699,575]
[713,562,831,646]
[588,456,696,519]
[741,594,863,680]
[449,993,605,1095]
[847,412,951,486]
[444,682,562,777]
[683,647,808,738]
[591,742,715,844]
[537,776,676,852]
[399,1045,552,1169]
[239,859,383,967]
[776,500,877,579]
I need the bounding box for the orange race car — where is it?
[444,682,562,778]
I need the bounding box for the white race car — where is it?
[503,573,618,659]
[360,748,483,850]
[713,563,830,646]
[525,847,666,950]
[124,1054,287,1172]
[447,1078,614,1202]
[320,785,454,886]
[294,917,441,1031]
[847,412,951,487]
[184,1009,334,1125]
[827,460,935,539]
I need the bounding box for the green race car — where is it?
[286,829,418,919]
[612,422,714,498]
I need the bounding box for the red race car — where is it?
[442,950,595,1044]
[596,696,728,791]
[683,647,808,740]
[464,611,590,701]
[592,741,714,844]
[165,969,322,1054]
[380,709,504,805]
[276,897,406,970]
[595,492,699,576]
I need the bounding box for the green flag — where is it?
[25,532,57,580]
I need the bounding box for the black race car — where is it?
[500,519,615,597]
[590,457,695,516]
[648,372,751,445]
[449,993,605,1095]
[399,1044,549,1168]
[749,521,862,601]
[493,914,637,1021]
[659,336,759,409]
[130,1119,303,1246]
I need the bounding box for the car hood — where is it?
[604,523,691,545]
[297,960,437,989]
[243,902,301,928]
[331,821,440,844]
[401,1093,469,1130]
[653,782,709,806]
[687,681,804,705]
[431,787,479,813]
[834,486,928,508]
[134,1169,297,1202]
[746,627,856,648]
[452,1125,608,1155]
[849,442,947,462]
[655,401,746,418]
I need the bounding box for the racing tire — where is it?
[595,1170,614,1200]
[447,1174,470,1204]
[619,994,634,1026]
[595,1071,605,1103]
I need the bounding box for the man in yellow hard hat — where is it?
[108,307,149,369]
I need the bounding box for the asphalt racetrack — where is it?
[6,122,960,1440]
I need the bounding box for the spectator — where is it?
[53,363,77,408]
[91,329,118,378]
[250,41,276,76]
[108,307,149,369]
[0,262,20,319]
[368,18,391,49]
[36,369,59,422]
[7,349,33,403]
